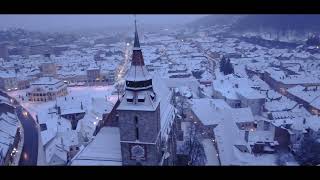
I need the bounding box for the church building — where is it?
[71,19,177,166]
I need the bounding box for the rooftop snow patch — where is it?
[71,127,122,166]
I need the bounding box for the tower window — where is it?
[135,116,139,140]
[138,94,145,102]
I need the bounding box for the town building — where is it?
[0,43,9,61]
[0,71,18,92]
[39,53,57,77]
[212,74,265,115]
[0,99,21,165]
[27,77,68,102]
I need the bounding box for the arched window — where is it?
[135,116,139,140]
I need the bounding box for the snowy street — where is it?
[16,105,38,165]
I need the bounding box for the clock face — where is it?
[131,145,145,159]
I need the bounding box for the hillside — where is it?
[187,15,242,28]
[231,15,320,33]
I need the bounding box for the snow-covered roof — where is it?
[0,112,19,160]
[213,111,247,165]
[71,127,122,166]
[31,77,60,85]
[266,68,320,85]
[248,130,275,144]
[213,74,264,100]
[125,65,152,82]
[191,98,231,126]
[0,71,16,78]
[287,85,320,109]
[201,139,219,165]
[265,91,297,112]
[231,108,254,123]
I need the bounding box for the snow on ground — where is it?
[9,86,117,120]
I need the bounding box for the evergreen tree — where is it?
[220,57,234,75]
[306,34,320,46]
[294,135,320,166]
[219,56,226,73]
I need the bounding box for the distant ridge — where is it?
[189,15,320,33]
[187,15,242,27]
[231,15,320,33]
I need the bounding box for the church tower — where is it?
[117,18,162,165]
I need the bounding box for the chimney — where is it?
[57,106,61,115]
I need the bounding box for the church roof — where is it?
[133,19,140,49]
[125,17,152,87]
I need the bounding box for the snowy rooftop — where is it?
[201,139,219,165]
[213,74,264,100]
[0,71,16,78]
[266,68,320,85]
[232,108,254,123]
[288,85,320,105]
[191,98,231,126]
[71,127,122,166]
[31,77,61,85]
[0,112,19,157]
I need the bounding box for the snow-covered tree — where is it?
[179,124,206,166]
[219,56,227,73]
[276,151,296,166]
[294,135,320,166]
[174,95,190,121]
[219,56,234,75]
[115,82,125,100]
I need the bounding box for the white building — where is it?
[0,71,18,92]
[27,77,68,102]
[212,73,265,115]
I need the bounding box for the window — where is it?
[138,95,145,102]
[135,116,139,140]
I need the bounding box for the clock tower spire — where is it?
[117,15,162,165]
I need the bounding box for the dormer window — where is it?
[138,94,145,102]
[127,94,134,102]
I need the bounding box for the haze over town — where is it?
[0,15,320,166]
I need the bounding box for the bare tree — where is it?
[276,151,296,166]
[180,123,206,166]
[174,94,190,121]
[294,135,320,166]
[115,82,125,100]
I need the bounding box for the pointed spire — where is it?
[133,15,140,49]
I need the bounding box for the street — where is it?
[15,105,39,165]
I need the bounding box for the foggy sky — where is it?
[0,15,206,32]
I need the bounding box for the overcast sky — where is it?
[0,15,206,32]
